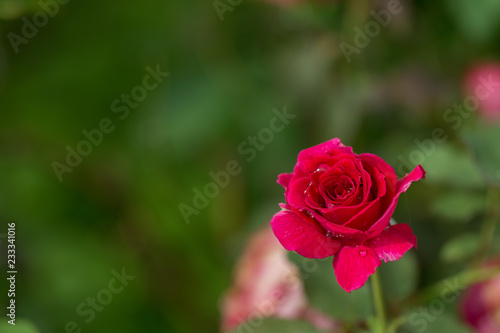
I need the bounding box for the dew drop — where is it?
[326,231,333,238]
[359,249,367,257]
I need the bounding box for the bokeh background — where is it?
[1,0,500,332]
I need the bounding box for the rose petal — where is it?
[359,153,397,205]
[279,202,289,210]
[332,245,382,293]
[317,201,370,225]
[323,220,365,240]
[298,154,338,176]
[398,164,426,193]
[365,165,425,240]
[342,196,382,231]
[277,173,293,190]
[270,211,342,258]
[297,138,353,163]
[366,223,417,262]
[287,177,311,210]
[370,164,388,199]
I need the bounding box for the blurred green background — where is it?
[1,0,500,332]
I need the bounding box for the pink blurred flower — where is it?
[220,225,340,332]
[464,63,500,122]
[461,264,500,333]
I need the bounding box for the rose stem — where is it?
[386,315,408,333]
[371,271,387,333]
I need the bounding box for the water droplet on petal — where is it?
[326,231,333,238]
[359,250,367,257]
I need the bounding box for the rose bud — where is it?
[220,225,340,332]
[271,138,425,292]
[464,63,500,122]
[461,263,500,332]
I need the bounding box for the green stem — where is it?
[387,315,408,333]
[371,271,386,333]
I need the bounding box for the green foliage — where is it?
[379,252,418,301]
[288,255,373,322]
[0,320,40,333]
[440,233,481,263]
[446,0,500,43]
[462,122,500,188]
[400,313,474,333]
[430,192,485,222]
[420,144,484,189]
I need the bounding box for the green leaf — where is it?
[461,123,500,188]
[420,143,484,188]
[430,192,486,222]
[440,233,480,263]
[446,0,500,43]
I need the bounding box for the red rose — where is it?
[270,138,425,292]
